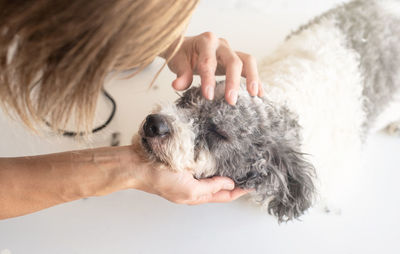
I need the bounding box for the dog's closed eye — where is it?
[208,123,229,141]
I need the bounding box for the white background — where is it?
[1,0,400,253]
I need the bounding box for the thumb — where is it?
[196,176,235,196]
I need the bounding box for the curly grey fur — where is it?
[290,0,400,133]
[176,82,316,222]
[140,0,400,222]
[335,0,400,131]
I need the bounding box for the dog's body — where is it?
[133,0,400,222]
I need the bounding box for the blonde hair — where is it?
[0,0,198,133]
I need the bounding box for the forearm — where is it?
[0,142,248,220]
[0,146,140,219]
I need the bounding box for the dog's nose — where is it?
[143,114,170,137]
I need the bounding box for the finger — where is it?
[172,65,193,91]
[194,188,251,204]
[209,188,251,203]
[236,51,259,97]
[195,32,219,100]
[216,40,243,105]
[258,81,264,97]
[195,176,235,196]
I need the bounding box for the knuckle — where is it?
[218,37,229,46]
[198,57,216,72]
[245,54,257,64]
[201,31,217,42]
[230,56,243,68]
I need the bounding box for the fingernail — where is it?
[251,82,258,96]
[258,83,264,97]
[223,182,235,190]
[206,86,214,100]
[228,90,238,105]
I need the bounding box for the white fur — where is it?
[259,18,365,208]
[377,0,400,18]
[152,104,216,175]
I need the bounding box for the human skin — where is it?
[0,146,250,219]
[163,32,263,104]
[0,33,257,220]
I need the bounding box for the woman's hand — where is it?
[134,161,250,205]
[0,146,249,220]
[161,32,263,105]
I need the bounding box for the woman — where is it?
[0,0,262,219]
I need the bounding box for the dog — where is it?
[132,0,400,222]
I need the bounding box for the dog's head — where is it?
[135,81,315,222]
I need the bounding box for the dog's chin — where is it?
[140,136,156,157]
[139,136,167,165]
[141,137,153,155]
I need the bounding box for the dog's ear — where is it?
[253,142,316,222]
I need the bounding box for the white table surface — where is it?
[1,1,399,253]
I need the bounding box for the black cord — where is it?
[45,89,117,137]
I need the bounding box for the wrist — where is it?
[64,146,144,199]
[89,146,144,197]
[91,145,157,196]
[115,145,149,192]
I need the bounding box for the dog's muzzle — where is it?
[143,114,170,138]
[140,114,171,162]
